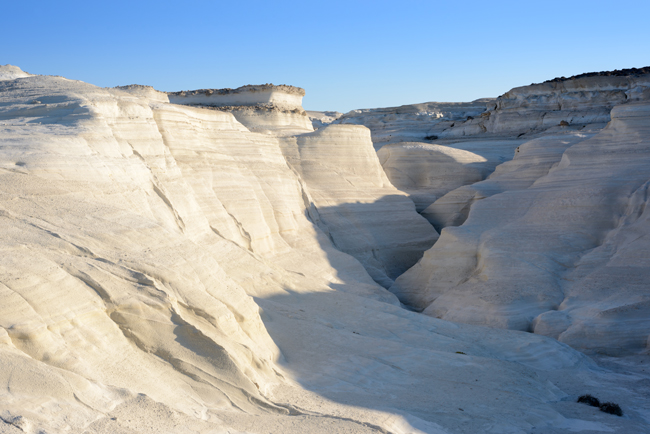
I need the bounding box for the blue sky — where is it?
[3,0,649,112]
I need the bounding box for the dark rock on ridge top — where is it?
[540,67,650,84]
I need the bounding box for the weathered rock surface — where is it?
[420,131,598,230]
[335,100,493,149]
[377,139,524,212]
[347,73,649,226]
[432,71,650,139]
[306,110,342,130]
[279,126,438,287]
[168,84,306,109]
[1,65,649,433]
[393,99,650,355]
[169,84,314,135]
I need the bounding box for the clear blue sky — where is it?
[3,0,649,112]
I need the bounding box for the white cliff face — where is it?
[225,105,314,136]
[367,72,650,223]
[432,71,650,139]
[279,125,439,288]
[306,110,342,130]
[392,98,650,355]
[366,72,650,233]
[168,84,306,109]
[169,84,314,136]
[336,100,493,149]
[419,132,596,230]
[1,65,649,434]
[377,139,524,212]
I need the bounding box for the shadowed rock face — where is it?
[392,98,650,355]
[328,68,650,356]
[377,140,524,213]
[279,125,438,288]
[1,65,650,434]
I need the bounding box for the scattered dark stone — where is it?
[577,394,600,407]
[466,116,474,120]
[600,402,623,417]
[424,135,438,141]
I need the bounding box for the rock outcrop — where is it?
[391,81,650,355]
[169,84,313,135]
[1,65,649,433]
[377,139,524,212]
[279,126,438,287]
[335,100,493,149]
[168,84,306,109]
[306,110,342,130]
[431,70,650,139]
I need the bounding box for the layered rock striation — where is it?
[168,84,306,108]
[432,70,650,139]
[169,84,313,135]
[1,65,649,433]
[334,100,493,149]
[388,70,650,356]
[279,126,438,287]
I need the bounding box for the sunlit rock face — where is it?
[170,82,439,288]
[306,110,342,130]
[392,95,650,355]
[432,69,650,139]
[419,132,598,231]
[1,65,649,434]
[335,100,493,149]
[349,71,650,226]
[169,84,313,135]
[168,84,306,109]
[338,69,650,356]
[0,71,289,430]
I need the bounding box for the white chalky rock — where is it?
[393,99,650,355]
[336,100,493,149]
[1,65,648,433]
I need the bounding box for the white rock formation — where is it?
[168,84,305,109]
[432,69,650,139]
[306,110,342,130]
[169,84,438,287]
[1,65,649,433]
[0,64,32,80]
[335,100,493,149]
[169,84,313,135]
[392,96,650,355]
[377,139,524,212]
[279,126,439,287]
[419,132,598,230]
[346,71,650,226]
